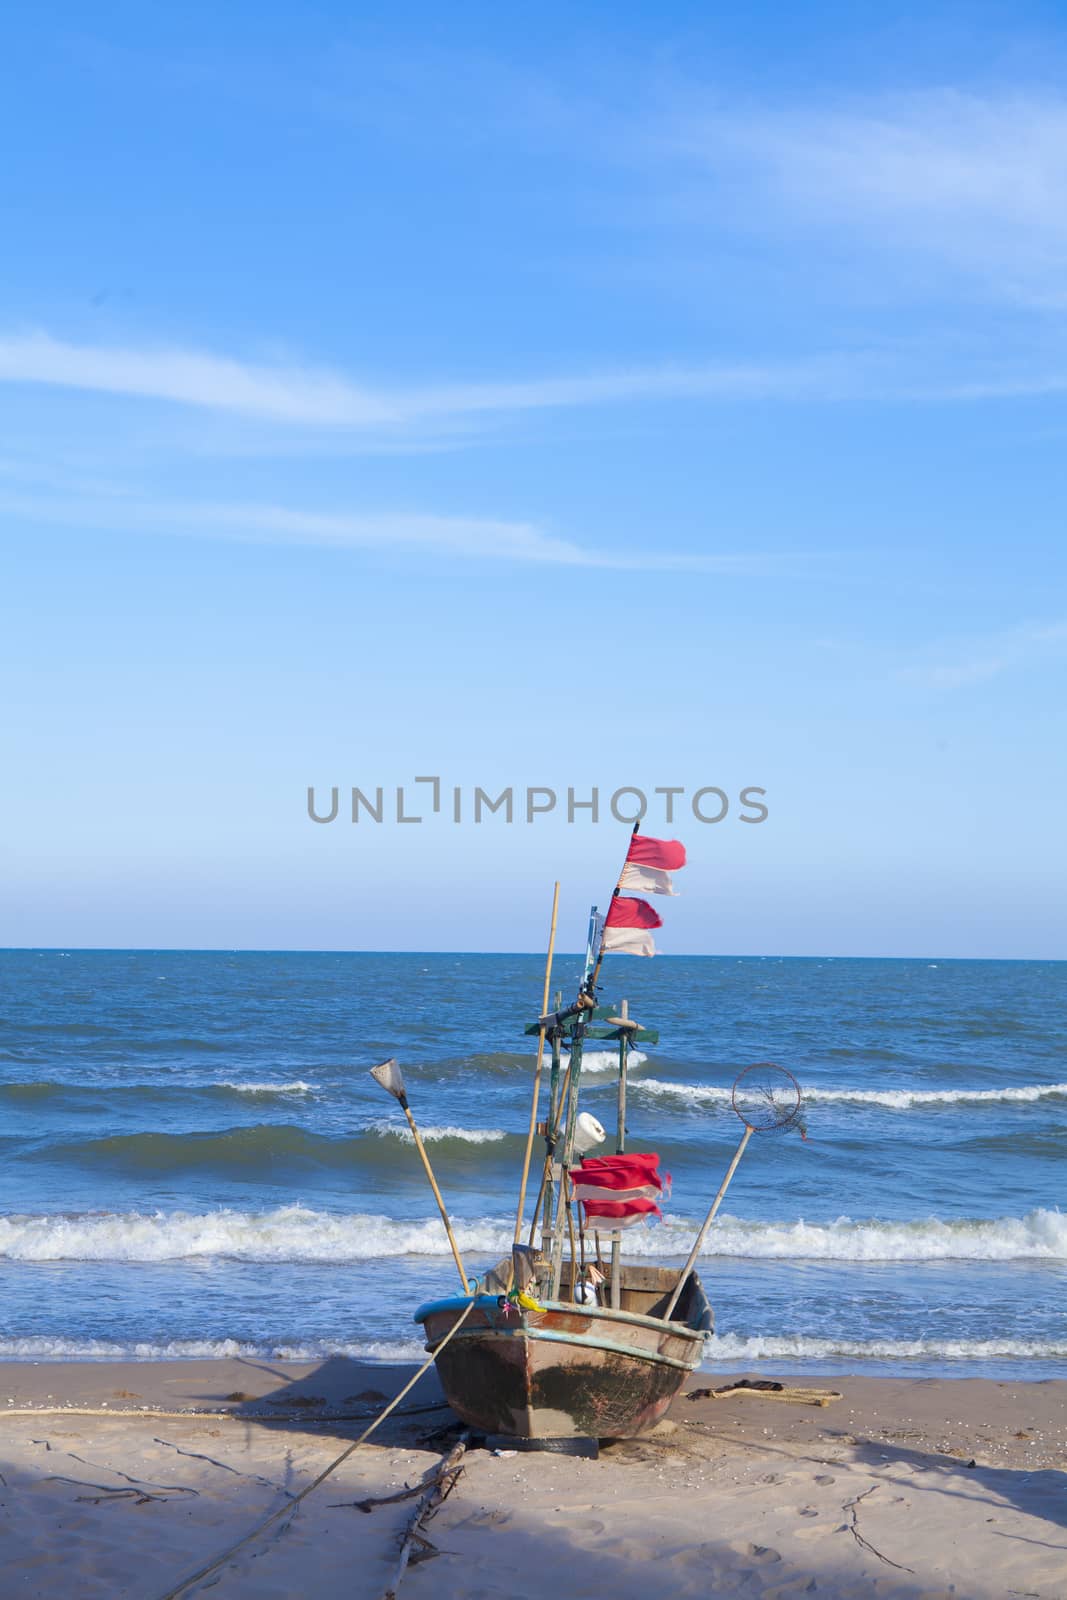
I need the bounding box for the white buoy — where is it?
[573,1112,606,1155]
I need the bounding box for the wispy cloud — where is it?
[9,327,1067,446]
[677,90,1067,305]
[0,330,831,430]
[901,620,1067,689]
[0,484,817,574]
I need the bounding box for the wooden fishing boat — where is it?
[414,1263,712,1439]
[372,829,799,1443]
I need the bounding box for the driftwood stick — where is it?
[381,1437,467,1600]
[844,1484,915,1574]
[692,1382,842,1407]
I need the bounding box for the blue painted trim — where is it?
[413,1293,705,1345]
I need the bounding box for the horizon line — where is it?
[1,947,1062,963]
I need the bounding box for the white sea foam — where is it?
[0,1205,1063,1264]
[0,1207,515,1263]
[704,1333,1067,1362]
[663,1209,1067,1262]
[561,1049,647,1077]
[363,1122,508,1145]
[637,1079,1067,1110]
[220,1080,317,1096]
[0,1335,426,1364]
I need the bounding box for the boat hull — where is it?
[415,1269,711,1439]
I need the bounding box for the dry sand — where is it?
[1,1359,1064,1599]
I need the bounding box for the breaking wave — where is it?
[0,1335,427,1365]
[2,1330,1063,1367]
[28,1123,514,1173]
[362,1122,508,1145]
[562,1049,647,1077]
[220,1081,317,1096]
[704,1332,1067,1363]
[1,1205,1063,1264]
[637,1079,1067,1111]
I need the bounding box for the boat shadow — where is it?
[213,1355,458,1446]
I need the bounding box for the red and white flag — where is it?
[600,893,662,959]
[570,1153,667,1230]
[619,834,686,898]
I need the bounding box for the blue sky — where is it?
[2,1,1065,957]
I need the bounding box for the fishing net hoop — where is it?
[731,1062,804,1134]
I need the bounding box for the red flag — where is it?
[576,1153,663,1187]
[570,1154,669,1222]
[626,835,686,871]
[605,895,662,930]
[578,1197,662,1228]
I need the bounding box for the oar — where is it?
[369,1058,470,1293]
[514,882,560,1242]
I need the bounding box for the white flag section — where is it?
[600,925,656,958]
[619,862,676,896]
[571,1182,661,1204]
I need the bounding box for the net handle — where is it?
[662,1123,753,1321]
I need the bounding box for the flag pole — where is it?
[582,821,641,1002]
[514,882,560,1243]
[610,998,629,1310]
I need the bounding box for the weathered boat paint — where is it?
[414,1267,712,1439]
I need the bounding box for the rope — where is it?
[154,1300,477,1600]
[4,1401,449,1422]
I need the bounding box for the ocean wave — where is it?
[363,1122,509,1145]
[1,1330,1063,1367]
[673,1209,1067,1261]
[1,1205,1062,1264]
[0,1078,320,1102]
[220,1081,318,1096]
[561,1049,647,1077]
[453,1049,647,1079]
[0,1335,427,1364]
[28,1123,514,1173]
[0,1206,515,1263]
[704,1332,1067,1362]
[636,1079,1067,1111]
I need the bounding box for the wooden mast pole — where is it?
[610,998,629,1310]
[582,821,640,1002]
[514,882,560,1243]
[531,1010,563,1249]
[548,1018,586,1299]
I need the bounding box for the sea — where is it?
[0,950,1064,1380]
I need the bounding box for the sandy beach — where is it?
[2,1358,1064,1599]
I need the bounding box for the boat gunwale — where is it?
[413,1290,708,1345]
[420,1319,701,1372]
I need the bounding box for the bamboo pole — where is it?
[610,999,628,1310]
[549,1023,586,1298]
[662,1125,753,1321]
[530,1021,563,1248]
[401,1102,470,1292]
[514,883,560,1242]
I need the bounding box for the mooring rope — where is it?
[154,1299,477,1600]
